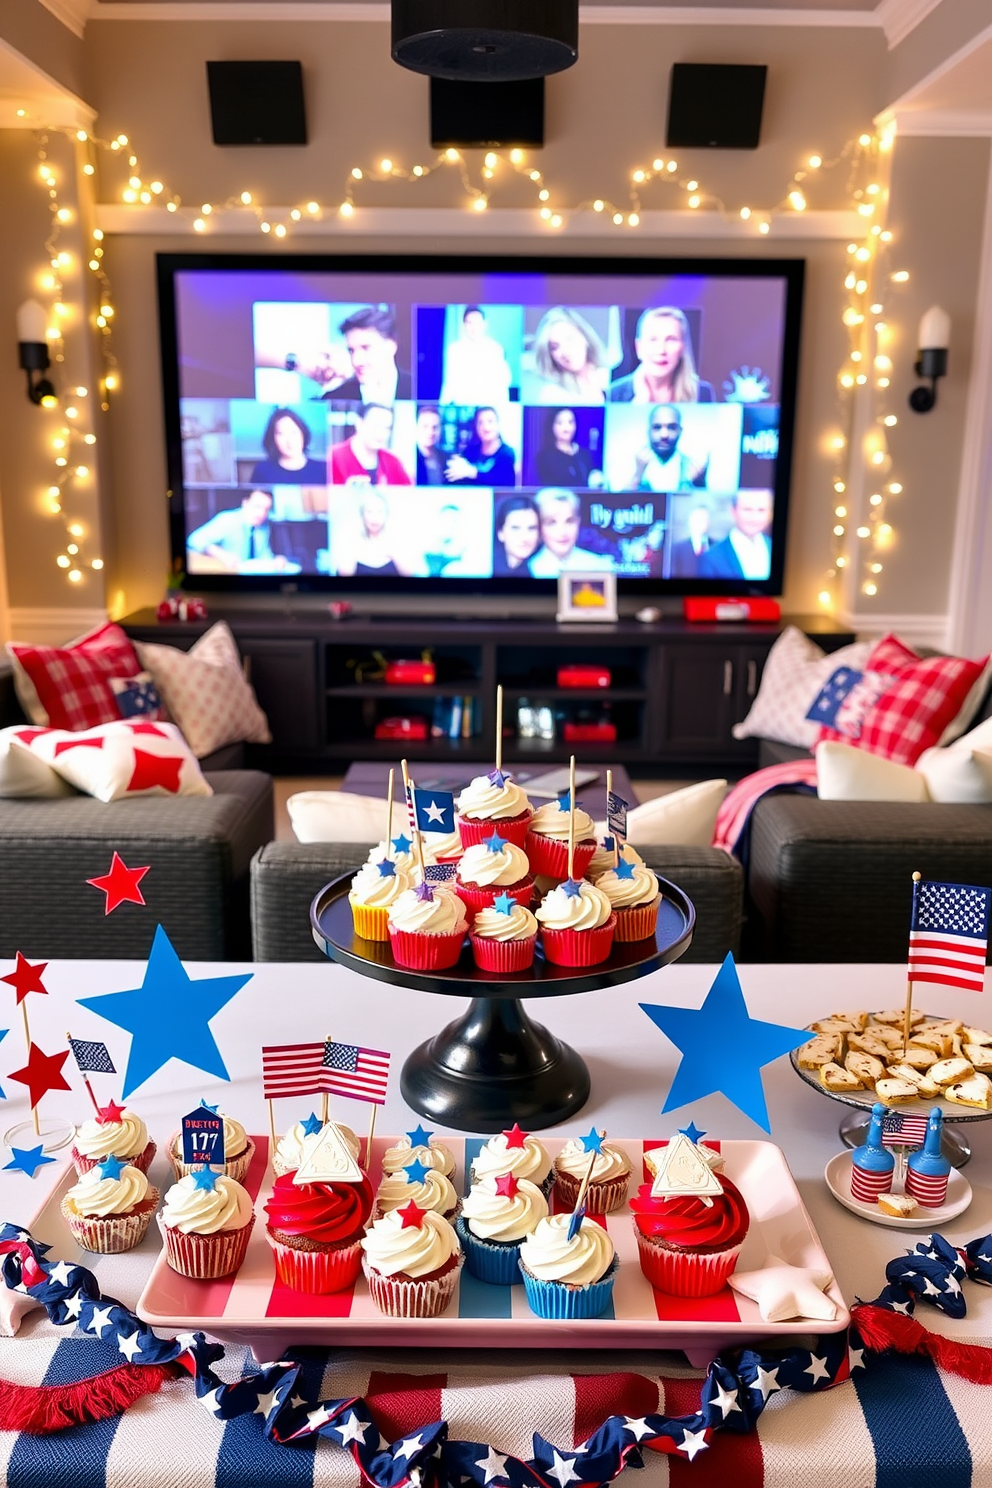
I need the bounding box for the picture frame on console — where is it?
[556,571,618,623]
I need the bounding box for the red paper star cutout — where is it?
[8,1043,71,1110]
[54,736,105,757]
[127,749,183,794]
[397,1200,428,1230]
[1,952,49,1005]
[502,1123,528,1149]
[87,852,150,915]
[95,1099,127,1124]
[127,723,170,739]
[494,1172,519,1198]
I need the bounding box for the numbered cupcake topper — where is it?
[293,1120,363,1185]
[181,1101,225,1168]
[649,1132,724,1205]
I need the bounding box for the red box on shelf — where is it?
[557,665,611,688]
[384,660,436,685]
[683,597,781,623]
[563,721,617,743]
[374,716,428,740]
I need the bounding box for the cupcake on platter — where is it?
[71,1101,155,1177]
[455,1172,549,1285]
[264,1168,374,1293]
[585,837,644,882]
[455,769,533,850]
[360,1201,464,1318]
[375,1156,460,1221]
[629,1135,749,1297]
[471,1123,554,1198]
[525,798,597,881]
[159,1167,255,1280]
[469,897,540,973]
[455,835,534,921]
[273,1114,363,1178]
[554,1129,632,1213]
[381,1125,457,1182]
[388,881,468,971]
[518,1213,618,1319]
[61,1155,159,1254]
[349,857,412,941]
[535,879,616,967]
[366,832,437,878]
[594,860,662,943]
[168,1103,255,1184]
[422,826,464,865]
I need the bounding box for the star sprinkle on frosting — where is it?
[414,881,435,902]
[199,1100,219,1114]
[487,767,507,789]
[484,831,505,854]
[561,878,582,898]
[190,1167,220,1192]
[614,858,637,881]
[391,834,412,854]
[96,1154,126,1181]
[376,858,397,878]
[407,1124,434,1148]
[493,892,515,916]
[300,1112,323,1137]
[502,1123,527,1149]
[397,1200,428,1230]
[580,1127,605,1154]
[403,1158,431,1185]
[556,794,572,813]
[96,1100,127,1125]
[494,1172,519,1198]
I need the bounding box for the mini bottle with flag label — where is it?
[851,1103,894,1202]
[905,1108,951,1208]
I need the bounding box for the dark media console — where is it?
[121,611,854,775]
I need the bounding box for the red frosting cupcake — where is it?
[629,1176,750,1297]
[264,1170,375,1293]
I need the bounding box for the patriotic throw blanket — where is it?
[712,762,819,863]
[3,1225,992,1486]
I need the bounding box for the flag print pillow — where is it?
[4,621,159,730]
[10,720,213,803]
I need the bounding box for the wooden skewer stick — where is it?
[606,768,617,869]
[495,685,503,775]
[904,869,923,1055]
[401,758,427,881]
[268,1097,277,1154]
[366,1102,378,1169]
[321,1034,331,1125]
[567,754,576,883]
[573,1148,599,1217]
[66,1030,101,1115]
[21,1001,39,1135]
[386,766,395,848]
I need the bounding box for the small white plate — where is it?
[825,1150,972,1229]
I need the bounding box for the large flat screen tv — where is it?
[158,253,804,595]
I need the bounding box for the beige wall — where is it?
[0,0,86,101]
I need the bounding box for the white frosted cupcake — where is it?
[469,900,540,972]
[388,882,468,970]
[586,839,645,881]
[525,800,597,881]
[273,1117,362,1178]
[71,1103,155,1177]
[349,858,412,940]
[381,1129,457,1180]
[455,772,533,849]
[169,1108,255,1183]
[536,879,616,967]
[375,1164,460,1220]
[366,837,438,877]
[422,827,463,864]
[61,1156,159,1254]
[456,1174,549,1284]
[455,838,534,921]
[554,1134,632,1213]
[518,1213,618,1318]
[361,1205,463,1317]
[594,862,662,942]
[471,1125,554,1197]
[159,1169,255,1279]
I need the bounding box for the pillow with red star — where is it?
[0,726,74,800]
[10,721,212,802]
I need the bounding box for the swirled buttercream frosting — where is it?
[555,1138,631,1184]
[457,841,531,888]
[470,903,538,942]
[360,1207,461,1278]
[594,864,660,910]
[518,1213,615,1285]
[586,841,644,880]
[65,1164,150,1218]
[366,841,437,877]
[381,1136,456,1178]
[471,1132,551,1186]
[376,1167,458,1216]
[528,802,595,841]
[456,775,532,821]
[629,1176,749,1250]
[349,860,412,907]
[460,1176,548,1242]
[388,885,468,935]
[161,1173,254,1234]
[422,828,463,859]
[74,1109,148,1160]
[536,880,613,932]
[264,1170,373,1244]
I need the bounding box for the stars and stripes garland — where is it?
[5,1223,992,1472]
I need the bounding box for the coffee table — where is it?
[342,760,638,824]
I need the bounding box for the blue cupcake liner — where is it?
[519,1254,619,1319]
[455,1216,524,1285]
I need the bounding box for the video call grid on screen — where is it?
[159,254,804,591]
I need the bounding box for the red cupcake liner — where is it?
[362,1252,463,1317]
[267,1234,363,1293]
[159,1213,255,1280]
[612,897,662,943]
[60,1192,159,1254]
[72,1140,156,1178]
[525,832,596,881]
[540,913,616,967]
[469,931,538,973]
[635,1229,742,1297]
[389,925,466,970]
[456,811,532,850]
[554,1168,630,1214]
[455,876,534,921]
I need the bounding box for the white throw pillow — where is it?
[12,720,213,803]
[732,627,874,749]
[135,621,271,759]
[916,715,992,802]
[288,790,390,844]
[815,740,929,802]
[0,725,74,798]
[593,779,727,848]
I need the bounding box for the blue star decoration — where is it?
[556,793,572,813]
[199,1100,219,1114]
[300,1112,323,1137]
[580,1126,604,1154]
[403,1157,431,1185]
[614,858,637,881]
[3,1144,55,1178]
[96,1154,126,1181]
[391,834,412,854]
[190,1166,220,1191]
[602,835,615,852]
[680,1121,707,1145]
[561,878,583,899]
[376,857,397,878]
[639,953,810,1132]
[493,892,515,916]
[77,923,253,1100]
[487,767,507,789]
[484,831,505,854]
[407,1124,433,1148]
[414,881,435,902]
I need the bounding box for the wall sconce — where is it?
[909,305,950,413]
[17,300,57,407]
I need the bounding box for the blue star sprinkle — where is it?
[580,1127,604,1154]
[414,881,435,902]
[198,1100,219,1114]
[403,1158,431,1185]
[602,835,615,852]
[614,858,636,880]
[376,858,397,878]
[487,767,507,789]
[561,878,583,898]
[640,954,809,1132]
[493,892,515,915]
[3,1144,56,1178]
[679,1121,707,1145]
[407,1124,434,1148]
[484,831,505,854]
[190,1167,220,1191]
[300,1112,323,1137]
[556,794,572,812]
[96,1154,126,1181]
[391,834,412,854]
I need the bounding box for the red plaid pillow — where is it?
[817,634,989,766]
[6,622,147,731]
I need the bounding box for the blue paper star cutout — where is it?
[414,881,435,902]
[77,923,253,1099]
[556,793,572,812]
[679,1121,707,1145]
[580,1126,604,1154]
[96,1154,126,1181]
[199,1100,219,1114]
[391,834,412,854]
[488,767,507,789]
[493,892,515,915]
[561,878,582,898]
[190,1166,220,1191]
[404,1158,431,1185]
[376,858,397,878]
[640,954,809,1132]
[3,1144,55,1178]
[300,1112,323,1137]
[484,831,505,854]
[602,835,615,852]
[614,858,636,880]
[407,1124,434,1148]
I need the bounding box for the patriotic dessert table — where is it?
[2,959,992,1487]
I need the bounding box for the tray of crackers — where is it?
[790,1009,992,1122]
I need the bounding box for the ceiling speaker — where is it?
[431,77,544,148]
[666,63,767,150]
[207,61,307,146]
[392,0,577,81]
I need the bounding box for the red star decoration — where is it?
[502,1123,528,1149]
[397,1200,428,1230]
[127,749,183,794]
[87,852,150,915]
[95,1099,127,1124]
[127,723,170,739]
[1,952,49,1005]
[8,1043,71,1110]
[494,1172,519,1198]
[53,736,105,757]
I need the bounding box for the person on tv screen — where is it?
[446,406,517,486]
[250,407,327,485]
[439,307,513,406]
[529,489,614,577]
[187,488,292,571]
[535,408,604,488]
[627,405,708,493]
[610,307,714,404]
[423,501,480,577]
[334,490,419,577]
[329,404,412,487]
[668,501,712,577]
[494,495,542,577]
[322,306,412,404]
[698,489,773,581]
[530,307,610,404]
[415,405,445,486]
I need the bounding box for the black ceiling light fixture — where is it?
[392,0,578,81]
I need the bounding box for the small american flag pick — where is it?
[881,1110,929,1150]
[68,1039,116,1075]
[909,879,991,994]
[321,1041,390,1106]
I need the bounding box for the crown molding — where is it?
[36,0,91,37]
[875,0,943,47]
[839,610,949,645]
[886,107,992,135]
[85,0,883,25]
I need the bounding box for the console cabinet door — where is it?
[656,644,738,757]
[239,638,320,751]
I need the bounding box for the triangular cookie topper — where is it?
[293,1120,363,1184]
[649,1133,724,1201]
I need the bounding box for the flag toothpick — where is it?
[567,1148,599,1240]
[366,1101,377,1168]
[401,758,427,881]
[66,1031,101,1116]
[606,768,617,869]
[386,766,394,848]
[321,1034,331,1125]
[567,755,576,884]
[268,1098,277,1153]
[495,684,503,775]
[904,870,922,1056]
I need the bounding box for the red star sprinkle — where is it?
[494,1172,519,1198]
[8,1043,71,1111]
[397,1200,428,1230]
[1,952,49,1005]
[54,736,105,757]
[127,749,183,794]
[502,1123,528,1149]
[95,1099,127,1124]
[87,852,150,915]
[127,723,170,739]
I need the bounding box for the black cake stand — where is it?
[311,873,694,1132]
